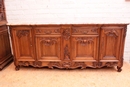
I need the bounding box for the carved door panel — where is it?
[99,27,122,61]
[11,27,35,61]
[0,28,12,61]
[36,35,61,61]
[71,35,99,62]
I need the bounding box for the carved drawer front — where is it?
[34,26,61,35]
[72,26,99,35]
[36,35,61,61]
[71,35,99,62]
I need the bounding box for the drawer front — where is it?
[34,26,61,35]
[72,26,99,35]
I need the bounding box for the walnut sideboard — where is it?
[10,24,127,72]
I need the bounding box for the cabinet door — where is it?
[36,35,61,61]
[0,26,12,61]
[71,35,99,62]
[11,27,35,61]
[99,27,123,61]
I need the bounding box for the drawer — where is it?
[34,26,61,35]
[72,26,99,35]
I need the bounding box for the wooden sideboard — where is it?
[10,24,127,72]
[0,0,13,70]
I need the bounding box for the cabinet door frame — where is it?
[99,26,123,62]
[10,26,35,61]
[71,35,99,62]
[35,35,61,61]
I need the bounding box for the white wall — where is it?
[4,0,130,62]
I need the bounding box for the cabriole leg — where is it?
[117,66,122,72]
[15,66,20,71]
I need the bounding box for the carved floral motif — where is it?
[62,29,70,40]
[104,29,118,37]
[76,37,94,46]
[40,37,57,46]
[17,30,29,38]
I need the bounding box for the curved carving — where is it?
[91,28,98,33]
[64,45,70,60]
[17,30,29,38]
[62,62,71,69]
[62,29,70,40]
[48,62,87,69]
[48,62,61,69]
[76,37,94,46]
[40,37,57,46]
[44,30,52,34]
[105,62,118,67]
[73,62,86,69]
[72,28,98,34]
[93,62,102,68]
[33,61,42,67]
[104,29,118,37]
[19,61,30,66]
[54,29,60,33]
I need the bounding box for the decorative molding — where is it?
[104,29,118,37]
[40,37,57,46]
[76,37,94,46]
[17,30,29,38]
[44,30,52,34]
[62,29,70,40]
[72,28,98,34]
[54,29,60,33]
[36,29,60,34]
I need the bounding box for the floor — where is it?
[0,62,130,87]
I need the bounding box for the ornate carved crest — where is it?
[76,37,94,46]
[40,37,57,46]
[17,30,29,38]
[104,29,118,37]
[62,29,70,40]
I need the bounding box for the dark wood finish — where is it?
[0,25,13,70]
[0,0,13,70]
[10,24,127,72]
